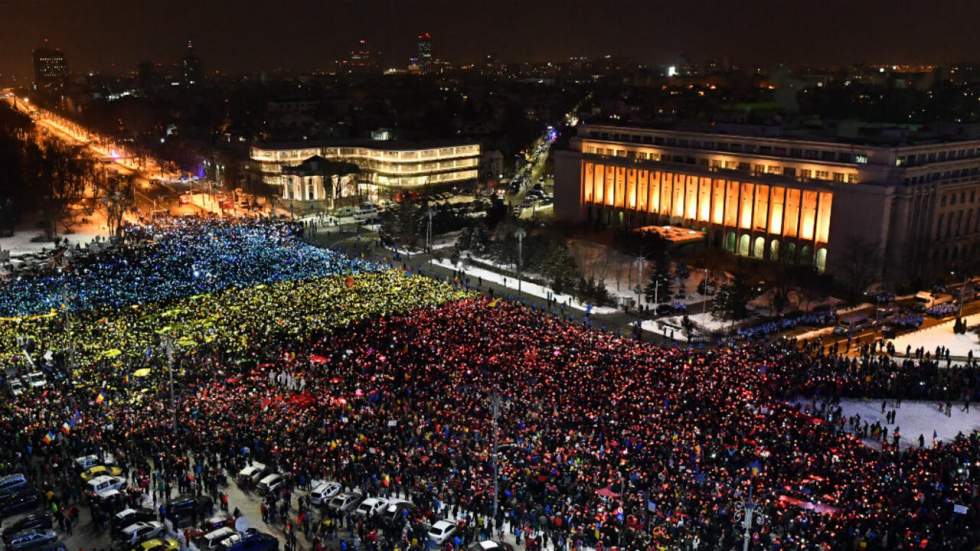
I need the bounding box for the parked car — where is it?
[236,463,266,486]
[81,464,124,482]
[327,491,363,514]
[467,542,514,551]
[24,372,46,389]
[218,530,279,551]
[2,512,53,543]
[309,481,342,506]
[353,497,388,519]
[256,473,285,495]
[0,473,28,495]
[119,521,164,545]
[87,475,127,497]
[0,491,40,518]
[137,538,179,551]
[7,528,57,550]
[192,527,236,551]
[112,508,157,537]
[380,500,415,528]
[165,494,213,525]
[427,520,457,545]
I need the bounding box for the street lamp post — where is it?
[425,207,435,252]
[635,256,645,310]
[736,486,766,551]
[515,228,526,299]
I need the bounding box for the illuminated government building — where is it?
[555,123,980,278]
[250,140,480,202]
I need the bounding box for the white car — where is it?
[309,481,342,505]
[193,526,235,550]
[428,520,457,545]
[75,453,115,471]
[237,463,266,484]
[24,372,46,389]
[353,497,388,519]
[87,475,127,496]
[256,473,285,495]
[8,379,24,397]
[121,520,164,543]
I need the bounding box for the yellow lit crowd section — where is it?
[582,161,833,245]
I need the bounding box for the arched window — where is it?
[770,240,780,261]
[785,242,797,263]
[738,234,751,256]
[800,245,812,265]
[815,248,828,273]
[753,236,765,258]
[725,231,737,253]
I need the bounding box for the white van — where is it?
[256,473,284,495]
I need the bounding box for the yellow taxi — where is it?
[136,538,179,551]
[80,464,123,481]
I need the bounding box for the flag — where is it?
[60,422,71,435]
[41,431,54,445]
[488,298,500,308]
[95,390,106,405]
[749,459,762,477]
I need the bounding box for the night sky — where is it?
[3,0,980,77]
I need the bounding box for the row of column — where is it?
[582,161,832,244]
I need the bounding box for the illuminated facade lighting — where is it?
[554,123,980,278]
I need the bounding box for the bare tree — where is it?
[99,172,136,238]
[24,142,90,240]
[835,235,883,303]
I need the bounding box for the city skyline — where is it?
[4,0,980,78]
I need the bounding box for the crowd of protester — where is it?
[1,219,979,551]
[0,218,379,316]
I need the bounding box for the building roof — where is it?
[581,120,980,148]
[253,138,477,152]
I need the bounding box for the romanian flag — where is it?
[41,431,54,445]
[95,390,106,405]
[749,459,762,477]
[61,422,71,435]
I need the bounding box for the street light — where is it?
[515,227,526,299]
[735,486,766,551]
[425,207,435,252]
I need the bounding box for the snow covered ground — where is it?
[431,257,619,314]
[822,398,980,449]
[889,313,980,359]
[640,312,730,342]
[0,228,103,257]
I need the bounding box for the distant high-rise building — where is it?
[417,32,432,73]
[182,41,203,86]
[32,41,68,92]
[348,39,378,74]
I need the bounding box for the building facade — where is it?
[32,46,68,92]
[554,123,980,279]
[251,141,480,201]
[417,32,433,74]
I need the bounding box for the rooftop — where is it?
[253,138,477,152]
[582,119,980,148]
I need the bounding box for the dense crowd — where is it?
[0,218,378,316]
[1,219,979,551]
